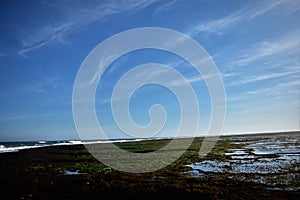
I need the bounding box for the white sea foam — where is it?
[0,138,149,153]
[0,145,42,153]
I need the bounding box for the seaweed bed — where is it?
[0,132,299,199]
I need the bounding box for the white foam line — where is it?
[0,138,154,153]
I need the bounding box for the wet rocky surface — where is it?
[185,133,300,191]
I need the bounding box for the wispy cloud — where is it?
[277,79,300,87]
[153,0,177,15]
[187,10,242,37]
[18,22,74,56]
[18,0,159,56]
[228,70,298,87]
[249,0,285,19]
[20,75,61,93]
[246,79,300,97]
[187,0,300,39]
[106,54,129,74]
[222,72,240,79]
[249,0,300,19]
[227,76,300,106]
[230,30,300,66]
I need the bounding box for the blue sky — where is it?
[0,0,299,141]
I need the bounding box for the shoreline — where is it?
[0,132,299,199]
[1,130,299,154]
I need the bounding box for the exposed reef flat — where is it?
[0,132,299,199]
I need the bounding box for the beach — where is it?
[0,132,299,199]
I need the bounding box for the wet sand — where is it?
[0,132,299,199]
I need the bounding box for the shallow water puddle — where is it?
[230,155,256,159]
[224,149,247,156]
[65,170,86,175]
[185,133,300,190]
[187,159,290,174]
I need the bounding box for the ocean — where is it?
[0,139,145,153]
